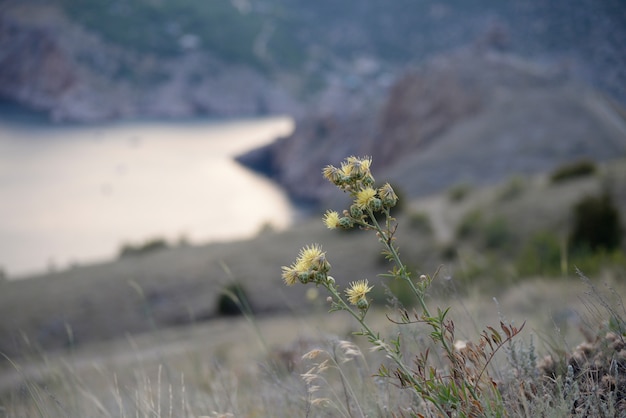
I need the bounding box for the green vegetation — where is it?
[456,209,483,239]
[282,156,523,416]
[510,189,625,278]
[408,210,433,235]
[569,191,622,252]
[280,156,626,416]
[497,175,526,202]
[50,0,593,76]
[216,282,251,316]
[550,159,597,183]
[118,237,170,258]
[54,0,307,73]
[516,231,564,277]
[448,182,473,203]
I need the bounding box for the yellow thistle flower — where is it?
[296,244,327,272]
[355,187,377,209]
[345,279,373,306]
[354,155,372,171]
[322,165,342,185]
[341,155,372,178]
[323,210,341,229]
[378,182,398,207]
[281,264,299,286]
[340,160,354,177]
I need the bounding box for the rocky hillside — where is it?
[0,2,301,122]
[237,49,626,206]
[1,0,625,122]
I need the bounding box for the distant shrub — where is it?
[119,238,169,258]
[483,217,513,251]
[569,192,622,253]
[497,176,526,201]
[439,243,457,261]
[408,211,433,235]
[550,159,597,183]
[216,283,251,316]
[569,248,626,276]
[515,231,563,277]
[455,209,483,239]
[447,182,473,203]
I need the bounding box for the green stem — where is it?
[365,208,431,318]
[324,283,424,393]
[366,208,457,374]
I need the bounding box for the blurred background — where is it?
[0,0,625,363]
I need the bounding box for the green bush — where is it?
[439,243,457,261]
[408,211,433,235]
[216,283,251,316]
[118,238,169,258]
[569,248,626,276]
[497,176,526,201]
[550,159,597,183]
[483,217,513,251]
[569,192,622,252]
[447,182,473,203]
[515,231,563,277]
[455,209,483,239]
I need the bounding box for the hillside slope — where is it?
[237,50,626,206]
[1,0,625,122]
[0,158,624,360]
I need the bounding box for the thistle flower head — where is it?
[322,165,343,186]
[345,279,373,306]
[297,244,326,270]
[282,244,331,285]
[378,183,398,207]
[355,187,377,209]
[323,210,341,229]
[281,264,299,286]
[341,155,372,180]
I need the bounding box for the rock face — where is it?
[0,5,301,123]
[237,49,626,206]
[0,16,78,114]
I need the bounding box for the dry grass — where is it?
[1,158,625,416]
[1,275,624,417]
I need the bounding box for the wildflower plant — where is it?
[281,156,524,417]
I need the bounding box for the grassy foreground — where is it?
[1,157,625,416]
[1,276,624,417]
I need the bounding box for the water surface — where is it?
[0,116,295,278]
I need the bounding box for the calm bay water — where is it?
[0,116,295,278]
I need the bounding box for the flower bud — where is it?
[314,271,327,283]
[299,271,312,284]
[349,204,363,218]
[362,174,375,187]
[339,216,354,229]
[322,165,343,186]
[369,197,383,212]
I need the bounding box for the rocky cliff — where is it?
[2,0,625,125]
[0,3,301,122]
[237,49,626,206]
